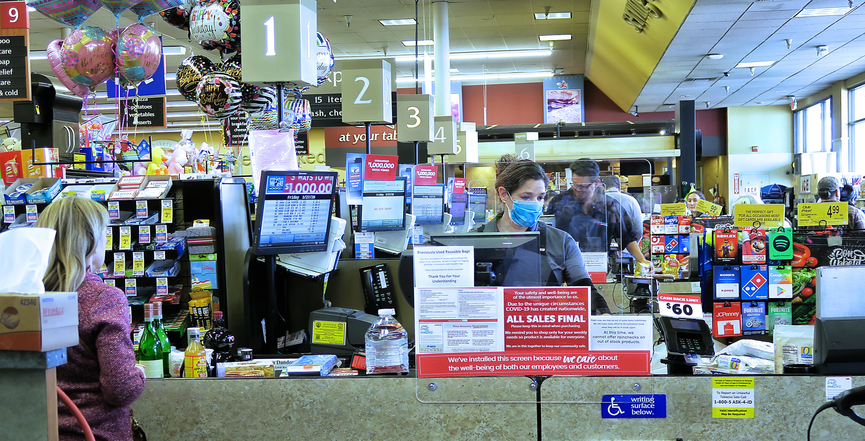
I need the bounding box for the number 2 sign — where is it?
[341,59,394,125]
[0,2,28,29]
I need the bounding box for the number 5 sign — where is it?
[341,59,393,124]
[0,2,28,29]
[240,0,316,86]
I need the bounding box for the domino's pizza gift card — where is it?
[741,265,769,300]
[768,266,793,299]
[713,265,740,300]
[665,235,679,253]
[742,302,767,336]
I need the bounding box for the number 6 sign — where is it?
[0,2,28,29]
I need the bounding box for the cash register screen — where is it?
[359,178,407,232]
[254,170,337,255]
[468,189,487,223]
[412,184,445,225]
[449,192,468,225]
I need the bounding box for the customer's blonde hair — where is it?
[35,197,108,292]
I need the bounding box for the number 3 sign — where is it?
[397,94,434,142]
[0,2,28,29]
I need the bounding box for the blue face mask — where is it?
[507,193,544,228]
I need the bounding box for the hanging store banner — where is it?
[543,75,584,124]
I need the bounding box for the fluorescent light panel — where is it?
[163,46,187,56]
[539,34,572,41]
[736,61,774,68]
[796,7,850,17]
[402,39,434,47]
[379,18,417,26]
[396,71,553,83]
[534,12,571,19]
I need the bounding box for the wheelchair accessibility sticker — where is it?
[601,394,666,418]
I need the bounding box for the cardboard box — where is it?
[0,151,23,185]
[3,178,38,205]
[25,178,62,204]
[60,184,95,199]
[137,175,172,199]
[20,148,60,179]
[0,292,78,351]
[89,183,116,201]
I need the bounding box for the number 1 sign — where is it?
[240,0,316,86]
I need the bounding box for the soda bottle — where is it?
[364,309,408,374]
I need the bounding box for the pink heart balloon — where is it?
[47,40,89,98]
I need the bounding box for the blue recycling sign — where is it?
[601,394,666,419]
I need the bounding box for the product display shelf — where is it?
[0,200,51,232]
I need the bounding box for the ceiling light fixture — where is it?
[796,7,850,17]
[539,34,572,41]
[379,18,417,26]
[391,49,553,62]
[534,12,571,19]
[395,71,554,84]
[706,53,724,60]
[402,39,434,47]
[785,39,793,50]
[735,61,774,68]
[162,46,187,56]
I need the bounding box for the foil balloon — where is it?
[219,54,242,83]
[130,0,184,21]
[282,98,312,132]
[189,0,240,54]
[115,23,163,86]
[60,26,114,89]
[240,84,275,115]
[46,40,89,98]
[315,32,334,86]
[99,0,145,21]
[28,0,102,28]
[196,72,242,119]
[159,6,190,30]
[176,55,215,101]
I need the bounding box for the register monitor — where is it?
[358,178,407,232]
[426,232,543,287]
[468,188,487,223]
[449,192,468,226]
[253,170,338,255]
[412,184,445,225]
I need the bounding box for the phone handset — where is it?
[360,263,397,316]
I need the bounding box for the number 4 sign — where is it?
[658,293,702,319]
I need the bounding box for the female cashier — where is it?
[477,154,611,315]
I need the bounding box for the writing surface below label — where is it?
[798,202,847,226]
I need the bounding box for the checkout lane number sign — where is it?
[601,394,666,418]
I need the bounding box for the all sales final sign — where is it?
[414,286,652,377]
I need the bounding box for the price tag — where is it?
[136,200,148,218]
[660,203,688,216]
[658,293,702,319]
[108,201,120,220]
[160,199,173,223]
[25,204,37,223]
[139,225,151,244]
[155,224,168,242]
[125,278,137,296]
[106,227,113,250]
[113,252,125,277]
[798,202,847,226]
[154,250,166,260]
[3,205,14,223]
[132,252,145,277]
[156,277,168,296]
[104,279,116,287]
[734,204,784,228]
[119,226,131,250]
[695,199,723,216]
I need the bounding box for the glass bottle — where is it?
[184,327,207,378]
[152,302,171,378]
[203,311,235,377]
[137,303,165,379]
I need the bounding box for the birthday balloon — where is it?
[99,0,145,20]
[47,40,89,98]
[283,98,312,132]
[159,6,190,30]
[189,0,240,54]
[60,26,114,88]
[115,23,163,86]
[28,0,102,28]
[219,53,242,83]
[196,72,242,119]
[315,32,334,86]
[130,0,184,21]
[176,55,216,101]
[240,84,275,114]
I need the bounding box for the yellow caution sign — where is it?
[712,377,754,418]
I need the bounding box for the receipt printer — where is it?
[309,307,377,356]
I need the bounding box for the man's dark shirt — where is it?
[545,187,641,253]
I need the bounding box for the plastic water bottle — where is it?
[365,308,408,374]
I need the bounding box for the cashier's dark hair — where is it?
[494,154,549,196]
[35,197,108,292]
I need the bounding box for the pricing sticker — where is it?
[660,203,688,216]
[734,204,784,228]
[113,252,125,277]
[154,250,166,260]
[798,202,847,226]
[125,278,137,296]
[132,252,145,277]
[136,200,148,218]
[3,205,14,223]
[105,227,113,250]
[25,204,38,223]
[712,377,755,419]
[108,201,120,220]
[695,199,723,216]
[119,226,131,250]
[160,199,173,223]
[155,224,168,242]
[156,277,169,296]
[139,225,151,244]
[658,293,702,319]
[104,279,116,287]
